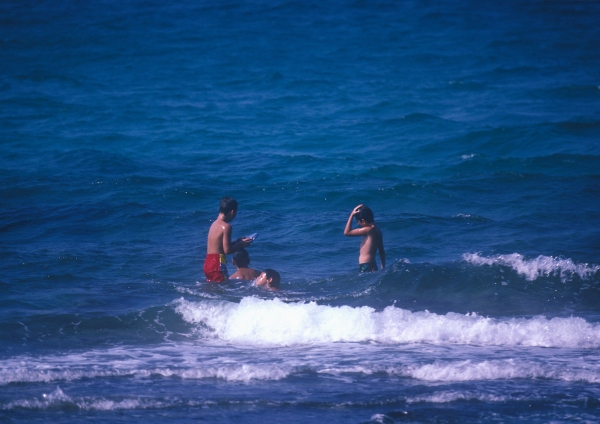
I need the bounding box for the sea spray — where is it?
[463,253,600,282]
[174,297,600,348]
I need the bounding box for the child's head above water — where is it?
[232,248,250,268]
[355,205,374,224]
[219,196,238,215]
[255,269,280,289]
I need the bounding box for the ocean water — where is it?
[1,0,600,422]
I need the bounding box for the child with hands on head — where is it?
[344,204,385,273]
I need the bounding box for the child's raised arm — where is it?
[344,204,364,236]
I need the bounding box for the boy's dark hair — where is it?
[263,268,281,289]
[233,249,250,268]
[219,197,238,214]
[355,205,374,223]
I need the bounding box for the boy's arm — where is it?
[378,233,385,268]
[344,204,366,236]
[222,225,251,254]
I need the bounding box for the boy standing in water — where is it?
[204,197,252,282]
[344,204,385,272]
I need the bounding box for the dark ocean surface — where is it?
[1,0,600,422]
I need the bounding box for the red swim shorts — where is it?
[204,254,228,283]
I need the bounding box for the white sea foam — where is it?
[3,343,600,386]
[402,359,600,383]
[405,390,529,404]
[369,413,397,423]
[174,297,600,348]
[0,385,553,411]
[296,358,600,383]
[0,346,294,386]
[2,387,168,411]
[463,252,600,282]
[1,387,243,411]
[4,298,600,388]
[0,362,291,386]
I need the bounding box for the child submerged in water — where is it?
[204,197,253,282]
[230,248,261,280]
[255,269,281,290]
[343,204,385,272]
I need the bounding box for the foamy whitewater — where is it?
[464,253,600,282]
[175,297,600,348]
[2,0,600,422]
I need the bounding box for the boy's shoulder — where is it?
[231,268,260,280]
[366,223,382,238]
[210,217,230,230]
[367,223,380,232]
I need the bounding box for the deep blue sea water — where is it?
[2,0,600,422]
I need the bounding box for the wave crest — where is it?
[463,253,600,282]
[174,297,600,348]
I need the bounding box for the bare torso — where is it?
[344,205,385,269]
[206,218,230,255]
[358,224,382,264]
[230,267,261,280]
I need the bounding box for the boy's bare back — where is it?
[230,248,261,280]
[206,218,232,255]
[230,267,261,280]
